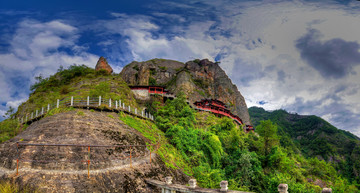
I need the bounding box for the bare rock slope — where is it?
[0,110,188,192]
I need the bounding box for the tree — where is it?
[3,106,15,119]
[256,120,279,156]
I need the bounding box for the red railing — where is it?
[149,87,165,95]
[195,105,243,125]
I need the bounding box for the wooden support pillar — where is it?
[87,96,90,106]
[109,99,112,108]
[99,96,102,106]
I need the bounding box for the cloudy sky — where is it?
[0,0,360,136]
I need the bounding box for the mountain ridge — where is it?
[249,106,360,182]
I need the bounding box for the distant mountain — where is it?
[249,106,360,181]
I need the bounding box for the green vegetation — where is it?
[150,68,156,76]
[0,119,20,143]
[149,77,156,86]
[249,107,360,190]
[76,111,85,116]
[0,180,37,193]
[159,66,167,71]
[118,111,192,174]
[132,65,139,71]
[193,78,209,89]
[193,59,201,64]
[148,95,359,192]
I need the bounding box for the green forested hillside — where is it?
[249,106,360,186]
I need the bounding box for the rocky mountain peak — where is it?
[95,56,113,74]
[120,58,251,124]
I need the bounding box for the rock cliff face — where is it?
[95,56,113,74]
[120,59,251,124]
[0,110,188,192]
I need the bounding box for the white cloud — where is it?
[0,19,99,118]
[6,99,26,109]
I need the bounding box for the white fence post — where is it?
[189,179,197,189]
[220,181,228,192]
[41,107,44,115]
[47,104,50,112]
[57,99,59,108]
[71,96,74,106]
[25,114,28,122]
[278,184,288,193]
[36,110,38,117]
[119,100,121,108]
[128,106,131,112]
[99,96,102,106]
[322,188,332,193]
[115,101,118,109]
[109,99,112,108]
[142,111,144,117]
[87,96,90,106]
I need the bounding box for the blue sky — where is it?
[1,0,360,137]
